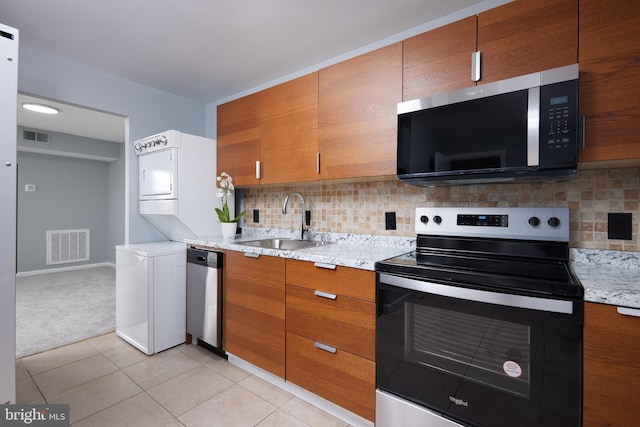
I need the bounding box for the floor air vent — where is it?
[46,229,90,265]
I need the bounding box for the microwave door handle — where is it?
[378,273,573,315]
[527,86,540,166]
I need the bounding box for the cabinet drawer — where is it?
[286,259,375,302]
[286,332,375,421]
[286,284,375,361]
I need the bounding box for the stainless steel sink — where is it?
[235,238,331,251]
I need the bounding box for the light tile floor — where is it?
[16,333,351,426]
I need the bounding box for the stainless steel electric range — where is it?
[375,207,583,427]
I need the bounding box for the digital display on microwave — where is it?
[550,95,568,105]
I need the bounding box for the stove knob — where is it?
[548,217,561,228]
[433,215,442,224]
[420,215,429,224]
[528,216,541,227]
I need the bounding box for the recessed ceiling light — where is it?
[21,102,60,115]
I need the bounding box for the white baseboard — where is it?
[16,262,115,277]
[227,354,374,427]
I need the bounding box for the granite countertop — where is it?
[571,249,640,309]
[184,228,414,271]
[185,229,640,309]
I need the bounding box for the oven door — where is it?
[376,272,582,427]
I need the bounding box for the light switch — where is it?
[25,184,36,192]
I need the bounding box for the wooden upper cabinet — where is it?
[217,92,261,186]
[578,0,640,164]
[319,43,402,180]
[477,0,578,83]
[403,16,477,101]
[260,72,319,184]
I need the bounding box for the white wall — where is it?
[18,45,208,247]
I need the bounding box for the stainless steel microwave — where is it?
[397,64,581,186]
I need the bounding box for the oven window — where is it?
[406,302,531,398]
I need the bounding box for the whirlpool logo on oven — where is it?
[449,396,469,407]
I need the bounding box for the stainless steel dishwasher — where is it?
[186,247,225,357]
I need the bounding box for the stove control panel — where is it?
[415,207,569,242]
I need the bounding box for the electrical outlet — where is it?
[305,210,311,226]
[253,209,260,223]
[385,212,396,230]
[608,213,632,240]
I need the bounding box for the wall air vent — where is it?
[22,129,51,144]
[46,229,90,265]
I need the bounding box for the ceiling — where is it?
[2,0,494,141]
[18,94,126,143]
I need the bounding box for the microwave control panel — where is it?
[539,80,579,167]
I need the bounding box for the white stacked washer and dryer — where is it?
[116,130,220,355]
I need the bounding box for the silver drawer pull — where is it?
[314,262,336,270]
[314,341,337,354]
[314,290,337,300]
[617,307,640,317]
[244,252,260,259]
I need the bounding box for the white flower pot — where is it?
[221,222,237,240]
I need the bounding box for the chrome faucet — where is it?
[282,192,305,240]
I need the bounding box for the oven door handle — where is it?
[378,273,574,314]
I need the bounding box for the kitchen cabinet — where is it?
[259,72,319,184]
[402,0,578,100]
[217,92,261,186]
[319,43,402,180]
[285,259,376,421]
[477,0,578,84]
[403,16,477,101]
[577,0,640,165]
[224,251,285,378]
[583,302,640,426]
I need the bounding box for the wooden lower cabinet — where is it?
[286,332,375,421]
[224,251,286,378]
[285,260,376,421]
[286,284,375,361]
[583,302,640,426]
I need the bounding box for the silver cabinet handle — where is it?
[617,307,640,317]
[314,290,337,300]
[244,252,260,259]
[255,160,261,180]
[471,51,481,82]
[314,262,336,270]
[314,341,337,354]
[316,152,320,174]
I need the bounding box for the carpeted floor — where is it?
[15,266,116,358]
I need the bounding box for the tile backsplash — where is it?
[240,167,639,251]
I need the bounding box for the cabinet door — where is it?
[224,251,286,378]
[319,43,402,180]
[286,259,375,302]
[477,0,578,83]
[286,332,375,421]
[260,72,319,184]
[286,284,375,360]
[217,92,261,186]
[403,16,477,101]
[578,0,640,164]
[583,302,640,426]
